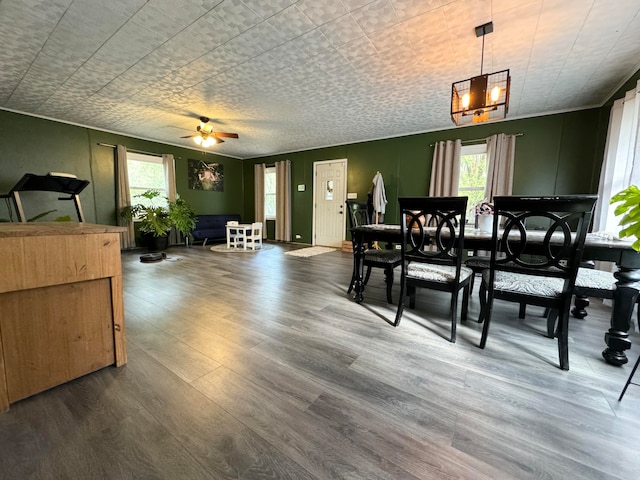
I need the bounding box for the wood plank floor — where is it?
[1,242,640,479]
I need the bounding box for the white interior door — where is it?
[313,159,347,247]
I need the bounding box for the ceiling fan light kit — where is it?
[451,22,511,126]
[194,134,218,147]
[181,116,238,148]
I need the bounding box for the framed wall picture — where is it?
[188,159,224,191]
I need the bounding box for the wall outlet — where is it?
[394,244,401,250]
[295,234,302,239]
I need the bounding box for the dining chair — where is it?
[245,222,263,250]
[477,195,597,370]
[465,253,490,294]
[226,220,243,248]
[346,200,401,303]
[395,196,472,342]
[544,264,640,337]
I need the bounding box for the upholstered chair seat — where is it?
[409,263,473,283]
[484,270,565,297]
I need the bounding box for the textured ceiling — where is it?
[1,0,640,159]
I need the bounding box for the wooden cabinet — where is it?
[0,223,127,412]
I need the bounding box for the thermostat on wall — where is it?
[347,193,357,199]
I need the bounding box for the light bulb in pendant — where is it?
[490,86,500,103]
[462,93,471,109]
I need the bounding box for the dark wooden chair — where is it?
[544,264,640,337]
[465,254,490,294]
[346,200,401,304]
[477,195,597,370]
[395,196,472,342]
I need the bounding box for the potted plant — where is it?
[610,185,640,251]
[120,190,197,251]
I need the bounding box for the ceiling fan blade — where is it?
[215,137,225,144]
[215,132,239,138]
[180,134,195,138]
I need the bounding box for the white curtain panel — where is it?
[275,160,292,242]
[254,163,266,238]
[116,145,135,249]
[484,133,516,202]
[429,140,461,197]
[594,79,640,234]
[163,154,177,202]
[163,154,179,245]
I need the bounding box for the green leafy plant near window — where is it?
[120,190,197,240]
[610,185,640,251]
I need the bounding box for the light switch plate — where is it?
[297,184,305,192]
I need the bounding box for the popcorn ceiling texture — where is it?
[1,0,639,159]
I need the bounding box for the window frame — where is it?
[264,166,276,220]
[126,152,167,214]
[458,143,489,219]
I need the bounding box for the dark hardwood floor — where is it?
[1,242,640,479]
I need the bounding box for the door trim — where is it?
[312,158,347,246]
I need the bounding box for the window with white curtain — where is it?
[265,166,276,219]
[595,78,640,233]
[457,143,488,218]
[126,152,167,209]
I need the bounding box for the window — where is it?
[458,143,488,219]
[595,78,640,232]
[264,166,276,219]
[127,152,166,209]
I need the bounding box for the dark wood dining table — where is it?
[350,224,640,366]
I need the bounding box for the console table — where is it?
[0,222,127,412]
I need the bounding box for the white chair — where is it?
[226,221,244,249]
[245,222,263,250]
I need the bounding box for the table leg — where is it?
[352,231,366,303]
[571,294,590,319]
[602,267,640,366]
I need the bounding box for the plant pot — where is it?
[141,232,169,252]
[477,214,493,233]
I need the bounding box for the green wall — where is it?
[0,105,611,243]
[0,110,244,224]
[243,108,607,244]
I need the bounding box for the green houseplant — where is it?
[120,190,197,250]
[610,185,640,251]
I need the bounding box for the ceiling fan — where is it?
[181,116,239,147]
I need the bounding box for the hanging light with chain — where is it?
[451,22,511,126]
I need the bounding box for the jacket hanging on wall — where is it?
[369,171,387,223]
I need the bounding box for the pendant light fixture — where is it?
[451,22,510,126]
